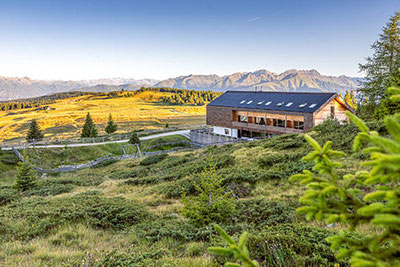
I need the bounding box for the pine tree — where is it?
[344,90,352,106]
[129,132,140,145]
[81,112,98,138]
[14,160,37,191]
[26,119,44,142]
[350,90,357,110]
[105,114,118,134]
[359,12,400,105]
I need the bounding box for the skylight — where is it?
[285,102,293,107]
[265,101,272,106]
[257,101,264,105]
[240,100,246,104]
[309,104,317,108]
[299,103,307,108]
[247,101,253,104]
[276,102,284,106]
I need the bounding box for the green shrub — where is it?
[102,248,167,266]
[1,154,20,165]
[140,153,168,166]
[236,198,299,227]
[23,180,75,197]
[181,155,237,226]
[248,224,340,266]
[14,161,38,191]
[0,187,19,206]
[0,193,151,240]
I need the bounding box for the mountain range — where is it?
[0,70,361,101]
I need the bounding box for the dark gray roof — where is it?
[208,91,337,113]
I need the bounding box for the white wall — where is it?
[213,126,238,138]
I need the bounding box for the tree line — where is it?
[0,92,106,112]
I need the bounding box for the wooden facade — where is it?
[206,94,353,137]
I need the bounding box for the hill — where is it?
[155,69,361,94]
[0,89,208,142]
[0,120,383,266]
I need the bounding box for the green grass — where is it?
[0,122,371,266]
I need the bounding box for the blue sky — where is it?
[0,0,398,80]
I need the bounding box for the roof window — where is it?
[257,101,264,105]
[240,100,246,104]
[247,101,253,104]
[265,101,272,106]
[285,102,293,107]
[276,102,284,106]
[309,104,317,108]
[299,103,307,108]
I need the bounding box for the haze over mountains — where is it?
[0,69,361,101]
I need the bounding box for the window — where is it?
[240,100,246,104]
[309,103,317,108]
[273,119,286,127]
[224,129,230,135]
[286,102,293,107]
[294,121,304,130]
[255,117,265,125]
[247,100,253,104]
[276,102,284,106]
[238,115,248,123]
[299,103,307,108]
[330,106,335,118]
[265,101,272,106]
[257,101,264,105]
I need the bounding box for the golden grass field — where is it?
[0,91,206,142]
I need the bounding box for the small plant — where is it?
[165,122,169,128]
[105,113,118,134]
[26,119,44,142]
[129,132,140,145]
[208,224,259,267]
[181,154,237,226]
[14,160,38,191]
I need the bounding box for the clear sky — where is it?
[0,0,398,80]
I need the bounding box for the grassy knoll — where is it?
[0,90,206,142]
[0,120,383,266]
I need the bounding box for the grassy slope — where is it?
[0,121,375,266]
[0,90,206,141]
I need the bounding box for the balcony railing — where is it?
[232,121,304,133]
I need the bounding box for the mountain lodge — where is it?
[206,91,355,138]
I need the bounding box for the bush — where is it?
[181,155,237,226]
[248,224,340,266]
[0,193,151,240]
[140,153,168,166]
[0,187,19,206]
[1,154,20,165]
[236,198,299,227]
[102,248,167,266]
[14,161,38,191]
[23,180,75,197]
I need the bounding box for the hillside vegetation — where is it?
[0,120,384,266]
[0,89,207,142]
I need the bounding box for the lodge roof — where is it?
[207,91,338,113]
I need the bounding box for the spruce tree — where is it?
[81,112,98,138]
[14,160,37,191]
[105,114,118,134]
[359,12,400,106]
[26,119,44,142]
[129,132,140,145]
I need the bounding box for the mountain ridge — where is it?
[0,69,361,101]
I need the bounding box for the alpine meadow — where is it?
[0,2,399,267]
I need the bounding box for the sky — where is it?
[0,0,398,80]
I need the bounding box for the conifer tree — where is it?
[105,114,118,134]
[129,131,140,145]
[14,160,37,191]
[359,12,400,106]
[26,119,44,142]
[81,112,98,138]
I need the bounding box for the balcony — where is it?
[232,121,304,134]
